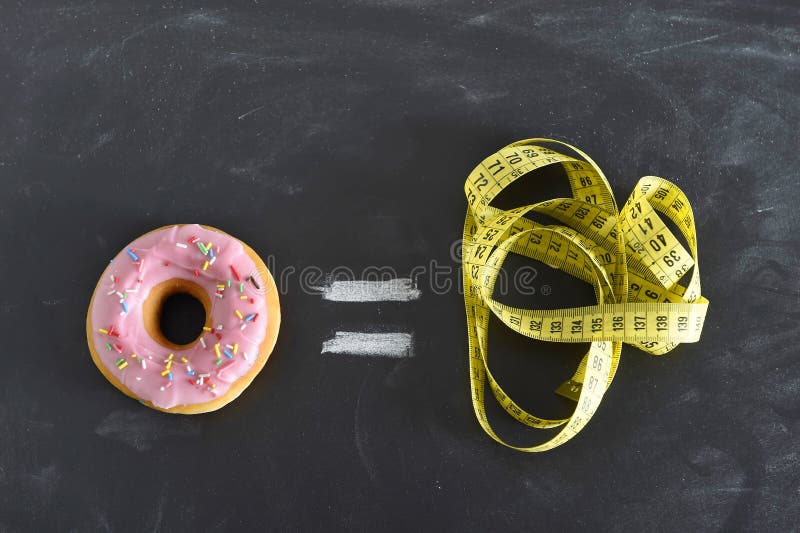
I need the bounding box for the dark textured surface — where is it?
[1,2,799,531]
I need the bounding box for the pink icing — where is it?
[89,224,269,409]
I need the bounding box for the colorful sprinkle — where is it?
[98,328,109,335]
[239,282,244,293]
[197,242,208,255]
[214,343,221,358]
[233,343,238,354]
[175,242,188,248]
[215,359,223,366]
[126,248,139,261]
[121,301,128,314]
[230,265,240,281]
[223,349,234,359]
[181,356,189,364]
[235,309,243,320]
[249,276,260,289]
[105,342,112,351]
[161,369,170,376]
[188,236,199,244]
[203,260,209,271]
[203,326,212,332]
[240,295,248,300]
[193,269,200,277]
[199,337,207,348]
[244,313,256,322]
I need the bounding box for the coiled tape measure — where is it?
[461,138,709,451]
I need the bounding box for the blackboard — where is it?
[2,2,798,531]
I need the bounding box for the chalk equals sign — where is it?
[316,278,420,358]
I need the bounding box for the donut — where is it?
[86,224,280,413]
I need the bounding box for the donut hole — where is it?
[142,279,211,350]
[159,292,206,345]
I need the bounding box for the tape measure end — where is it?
[554,379,582,402]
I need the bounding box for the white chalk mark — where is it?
[237,105,265,120]
[457,84,509,104]
[315,279,421,302]
[321,332,414,358]
[633,34,721,57]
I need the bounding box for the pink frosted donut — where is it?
[86,224,281,413]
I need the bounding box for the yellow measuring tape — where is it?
[462,138,709,451]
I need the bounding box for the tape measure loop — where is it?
[462,139,709,451]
